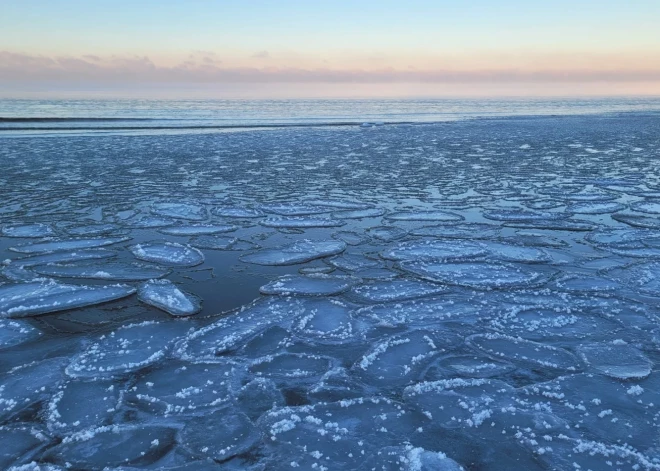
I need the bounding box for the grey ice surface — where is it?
[1,114,660,470]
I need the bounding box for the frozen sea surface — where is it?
[1,113,660,469]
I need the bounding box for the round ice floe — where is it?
[364,446,464,471]
[511,232,568,248]
[524,199,565,210]
[349,279,447,303]
[128,216,178,228]
[605,262,660,296]
[260,217,345,228]
[32,263,170,281]
[382,240,486,262]
[138,279,201,316]
[66,321,184,378]
[399,261,549,290]
[237,378,285,421]
[66,223,121,236]
[430,355,516,379]
[307,366,369,403]
[333,230,370,246]
[43,424,175,468]
[631,201,660,214]
[482,210,566,222]
[260,274,356,296]
[2,223,54,238]
[502,219,596,231]
[353,267,398,280]
[553,275,621,293]
[10,237,130,254]
[585,177,638,187]
[562,190,618,202]
[299,266,335,275]
[126,360,239,415]
[305,199,374,210]
[0,425,51,470]
[11,249,117,268]
[577,343,652,379]
[327,253,381,271]
[248,353,333,382]
[130,241,204,267]
[536,184,583,197]
[611,213,660,229]
[386,210,464,222]
[643,237,660,250]
[293,298,358,345]
[212,206,264,218]
[0,358,67,423]
[259,203,329,216]
[240,240,346,266]
[259,396,426,467]
[0,279,136,318]
[180,408,261,461]
[1,264,39,282]
[584,228,654,247]
[367,226,408,241]
[356,295,483,329]
[467,333,581,371]
[0,319,41,349]
[520,373,660,451]
[566,201,626,214]
[479,241,552,263]
[411,223,501,239]
[332,208,386,219]
[151,202,207,221]
[535,436,660,471]
[579,257,628,271]
[354,330,453,387]
[46,379,121,434]
[403,378,516,430]
[158,224,238,236]
[239,325,292,358]
[176,298,307,360]
[608,245,660,258]
[189,235,240,250]
[489,307,621,341]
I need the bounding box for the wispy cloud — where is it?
[251,50,270,59]
[1,51,659,86]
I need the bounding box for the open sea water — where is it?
[1,96,660,134]
[1,97,660,470]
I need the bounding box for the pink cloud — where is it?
[1,51,659,85]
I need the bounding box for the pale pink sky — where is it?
[2,1,659,97]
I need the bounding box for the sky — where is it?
[1,0,659,98]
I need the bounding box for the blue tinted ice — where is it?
[0,280,136,318]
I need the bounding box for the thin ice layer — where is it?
[382,240,486,262]
[0,279,136,318]
[467,333,581,371]
[2,223,54,238]
[240,240,346,266]
[577,343,653,379]
[399,261,548,289]
[10,237,130,254]
[151,202,207,221]
[130,241,205,266]
[260,274,356,296]
[158,224,238,236]
[66,321,184,378]
[0,319,41,349]
[137,279,201,316]
[32,263,170,281]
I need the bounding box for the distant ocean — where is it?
[1,97,660,135]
